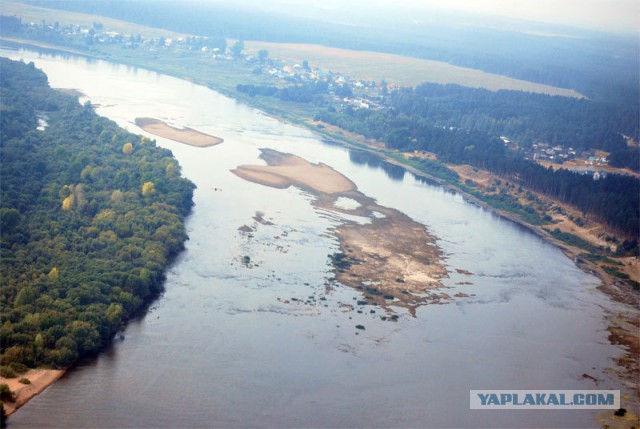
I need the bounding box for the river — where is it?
[1,46,632,428]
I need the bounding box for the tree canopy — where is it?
[0,58,195,369]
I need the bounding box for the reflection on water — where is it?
[349,149,382,168]
[1,46,632,429]
[349,149,405,181]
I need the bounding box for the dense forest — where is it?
[0,58,195,370]
[389,84,638,150]
[239,81,638,158]
[311,89,639,236]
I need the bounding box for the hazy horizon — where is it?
[210,0,639,35]
[401,0,639,34]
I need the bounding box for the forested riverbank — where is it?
[0,58,195,416]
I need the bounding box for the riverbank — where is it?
[1,369,65,416]
[308,119,639,293]
[135,117,224,147]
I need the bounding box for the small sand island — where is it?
[232,149,449,313]
[135,117,223,147]
[232,149,356,194]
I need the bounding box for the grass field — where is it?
[245,41,585,97]
[4,1,584,97]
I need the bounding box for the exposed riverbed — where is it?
[1,46,636,428]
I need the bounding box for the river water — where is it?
[1,46,632,428]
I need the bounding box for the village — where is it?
[501,135,639,179]
[9,17,393,112]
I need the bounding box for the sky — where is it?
[269,0,639,35]
[432,0,639,34]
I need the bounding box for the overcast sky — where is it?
[433,0,639,33]
[271,0,639,34]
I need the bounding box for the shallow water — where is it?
[1,46,631,428]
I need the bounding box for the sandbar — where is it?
[135,117,223,147]
[331,205,448,313]
[232,149,448,312]
[1,369,65,416]
[232,149,356,194]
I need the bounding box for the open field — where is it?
[245,41,585,97]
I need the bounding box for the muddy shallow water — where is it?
[1,46,633,428]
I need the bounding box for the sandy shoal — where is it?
[135,117,223,147]
[233,149,448,313]
[231,148,356,194]
[331,207,448,313]
[1,369,65,416]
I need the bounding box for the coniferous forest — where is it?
[314,85,640,237]
[0,58,195,370]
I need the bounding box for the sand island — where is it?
[232,149,449,313]
[135,117,223,147]
[231,149,356,194]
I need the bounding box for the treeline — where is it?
[236,82,341,104]
[241,80,637,165]
[391,84,638,151]
[0,58,195,370]
[315,94,639,236]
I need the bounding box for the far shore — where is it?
[1,369,65,416]
[135,117,223,147]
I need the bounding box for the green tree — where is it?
[14,287,35,306]
[0,208,20,233]
[106,303,123,328]
[230,40,244,59]
[0,385,13,402]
